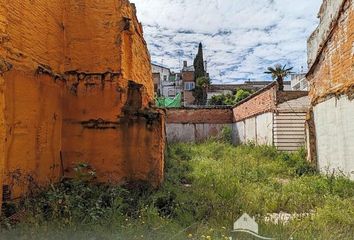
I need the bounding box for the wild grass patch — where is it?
[1,142,354,239]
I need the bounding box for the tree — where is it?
[193,76,211,105]
[235,89,251,102]
[264,64,293,91]
[193,42,205,80]
[209,89,252,106]
[193,43,209,105]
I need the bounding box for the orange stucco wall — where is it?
[0,0,164,208]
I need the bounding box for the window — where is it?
[184,82,195,91]
[163,75,167,81]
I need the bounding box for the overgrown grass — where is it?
[2,142,354,239]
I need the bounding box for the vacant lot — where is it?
[2,141,354,239]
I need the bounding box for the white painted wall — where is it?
[314,95,354,180]
[232,112,273,145]
[256,113,274,145]
[233,121,245,144]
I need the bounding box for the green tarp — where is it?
[156,93,182,108]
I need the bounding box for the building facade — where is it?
[152,63,182,98]
[291,74,308,91]
[181,61,196,106]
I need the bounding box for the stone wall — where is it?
[0,0,165,207]
[307,0,354,178]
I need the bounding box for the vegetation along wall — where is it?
[307,0,354,179]
[0,0,165,208]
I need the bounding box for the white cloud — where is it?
[132,0,322,83]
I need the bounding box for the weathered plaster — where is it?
[0,0,165,208]
[314,96,354,179]
[232,112,273,146]
[308,0,348,68]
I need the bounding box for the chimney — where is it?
[183,61,187,68]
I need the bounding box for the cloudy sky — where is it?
[132,0,322,83]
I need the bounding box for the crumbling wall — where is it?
[0,74,5,204]
[0,0,164,209]
[61,0,163,184]
[307,0,354,178]
[307,0,348,68]
[307,0,354,103]
[0,0,65,200]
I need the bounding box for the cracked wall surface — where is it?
[0,0,164,206]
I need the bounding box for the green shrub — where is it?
[220,126,232,144]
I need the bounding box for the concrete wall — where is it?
[167,123,232,143]
[314,96,354,179]
[166,108,233,142]
[232,112,273,145]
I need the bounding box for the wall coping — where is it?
[164,106,232,110]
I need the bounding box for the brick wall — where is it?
[182,71,194,82]
[183,91,195,106]
[233,83,277,122]
[307,0,354,103]
[167,108,233,124]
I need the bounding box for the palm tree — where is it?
[265,64,293,91]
